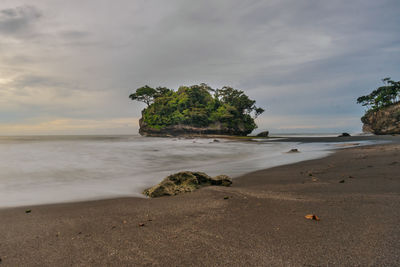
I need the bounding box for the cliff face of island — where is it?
[130,84,264,137]
[139,118,248,136]
[362,102,400,134]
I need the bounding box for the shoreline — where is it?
[0,136,393,210]
[1,141,399,265]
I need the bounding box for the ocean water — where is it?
[0,135,372,208]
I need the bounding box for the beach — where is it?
[1,139,400,266]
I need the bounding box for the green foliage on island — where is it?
[357,78,400,112]
[129,83,264,135]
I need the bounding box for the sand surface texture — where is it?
[1,143,399,266]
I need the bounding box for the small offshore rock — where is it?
[338,132,351,137]
[25,209,31,214]
[288,149,299,153]
[256,131,269,137]
[143,171,232,198]
[224,196,230,200]
[339,179,345,183]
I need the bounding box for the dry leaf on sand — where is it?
[305,214,320,221]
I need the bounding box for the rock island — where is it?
[129,84,264,136]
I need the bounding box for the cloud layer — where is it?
[0,0,399,134]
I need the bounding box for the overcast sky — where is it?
[0,0,399,135]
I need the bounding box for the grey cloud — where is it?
[0,5,41,37]
[0,0,399,134]
[8,74,71,91]
[55,30,97,47]
[59,30,90,39]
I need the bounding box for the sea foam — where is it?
[0,135,373,208]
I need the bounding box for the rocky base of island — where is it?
[139,119,250,137]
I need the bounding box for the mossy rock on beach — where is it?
[143,171,232,198]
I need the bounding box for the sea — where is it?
[0,134,378,208]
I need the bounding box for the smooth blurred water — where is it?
[0,135,371,208]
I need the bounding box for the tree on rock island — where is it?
[129,85,173,107]
[129,84,265,136]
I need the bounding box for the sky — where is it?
[0,0,399,135]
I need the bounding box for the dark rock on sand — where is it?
[256,131,269,137]
[288,149,299,153]
[212,175,232,186]
[143,171,232,198]
[338,132,351,137]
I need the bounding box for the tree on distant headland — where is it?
[129,84,264,135]
[357,78,400,111]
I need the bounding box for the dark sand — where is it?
[1,141,400,266]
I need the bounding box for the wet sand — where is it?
[1,141,400,266]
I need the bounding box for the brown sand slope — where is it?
[1,144,399,266]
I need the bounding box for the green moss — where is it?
[143,171,232,198]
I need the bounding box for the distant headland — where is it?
[129,84,264,137]
[357,78,400,134]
